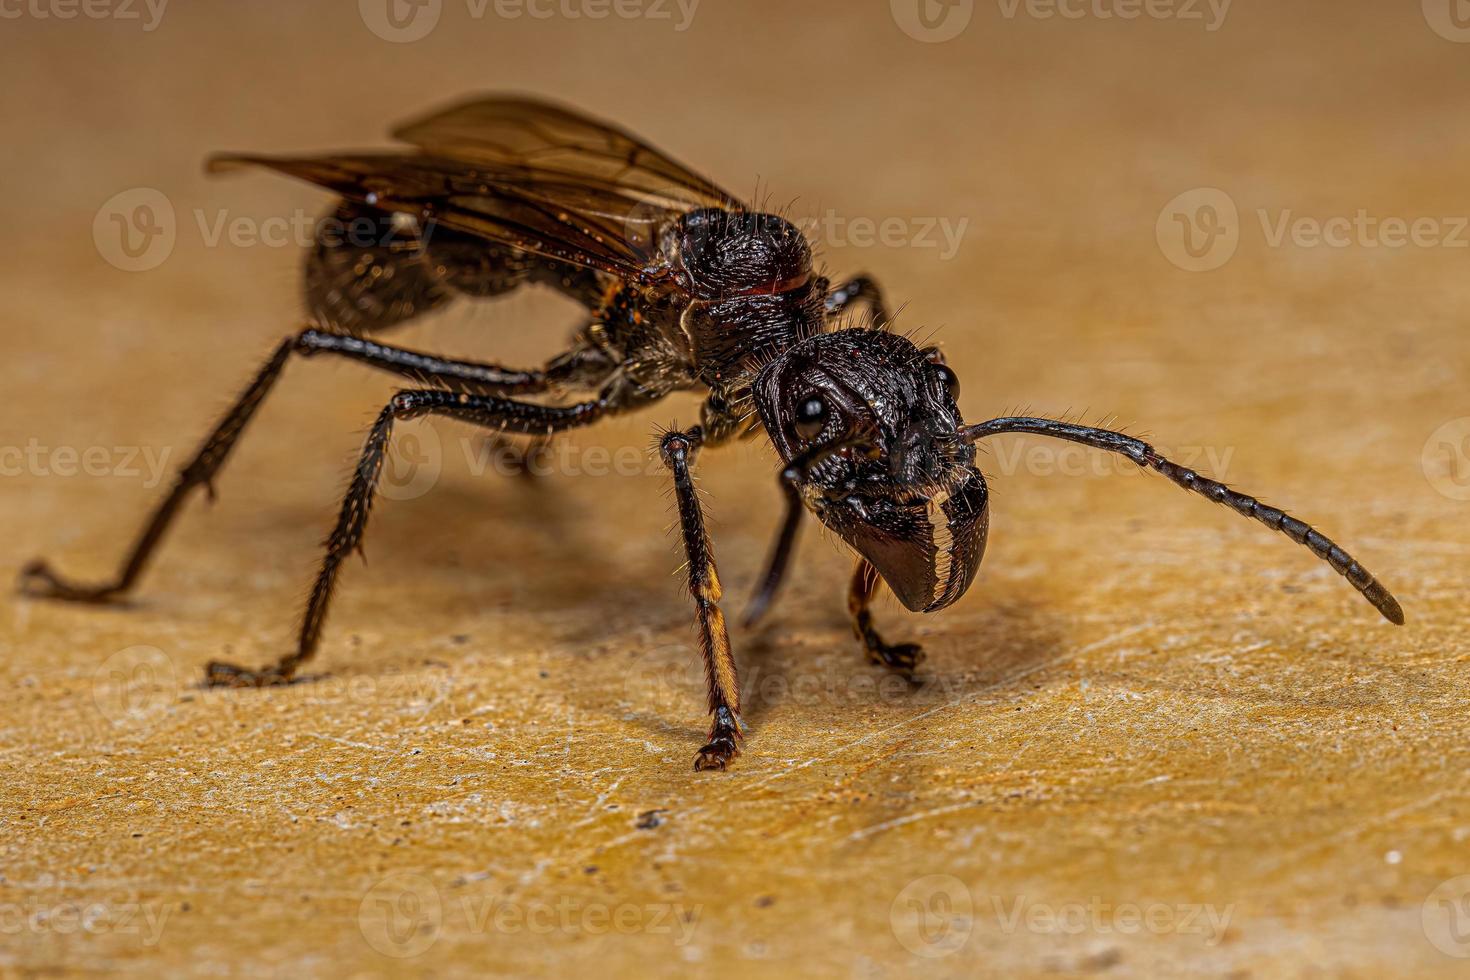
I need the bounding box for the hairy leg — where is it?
[20,330,605,603]
[849,558,925,679]
[659,424,743,771]
[824,274,890,327]
[205,389,612,686]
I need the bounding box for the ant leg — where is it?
[290,328,566,393]
[20,338,294,604]
[825,274,890,327]
[849,559,925,679]
[205,389,611,687]
[659,426,742,772]
[744,435,881,628]
[20,330,605,603]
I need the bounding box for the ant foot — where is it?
[868,639,926,680]
[204,661,293,688]
[18,559,123,603]
[693,707,742,772]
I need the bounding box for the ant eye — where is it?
[793,395,828,441]
[933,363,960,402]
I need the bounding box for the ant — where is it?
[22,96,1403,770]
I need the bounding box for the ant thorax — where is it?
[668,207,814,300]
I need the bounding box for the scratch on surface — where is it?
[1251,788,1458,876]
[569,776,625,830]
[306,734,391,753]
[736,622,1155,796]
[846,800,988,842]
[33,792,126,814]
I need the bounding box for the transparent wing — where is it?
[390,94,746,212]
[208,151,679,284]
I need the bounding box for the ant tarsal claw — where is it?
[870,641,926,679]
[694,709,742,771]
[693,734,740,772]
[17,559,120,604]
[203,661,292,689]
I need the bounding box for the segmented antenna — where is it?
[962,417,1404,624]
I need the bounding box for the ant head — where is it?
[670,208,813,300]
[753,329,989,612]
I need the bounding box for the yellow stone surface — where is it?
[2,2,1468,976]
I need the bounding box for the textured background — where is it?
[3,1,1469,976]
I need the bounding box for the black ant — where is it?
[21,96,1403,770]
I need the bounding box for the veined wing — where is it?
[390,94,745,213]
[208,151,684,286]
